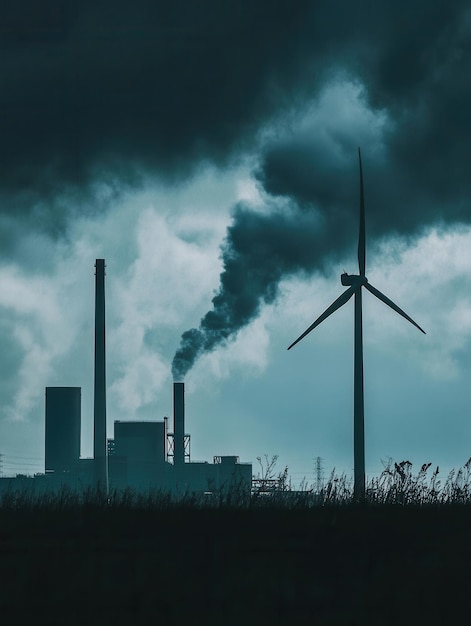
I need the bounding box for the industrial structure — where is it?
[107,381,251,494]
[45,387,81,474]
[0,260,252,496]
[93,259,108,492]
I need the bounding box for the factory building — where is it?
[109,420,169,491]
[0,260,252,497]
[106,382,252,494]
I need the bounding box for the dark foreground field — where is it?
[1,499,470,625]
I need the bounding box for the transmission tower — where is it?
[314,456,324,492]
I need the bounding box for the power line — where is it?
[2,453,43,461]
[3,461,42,467]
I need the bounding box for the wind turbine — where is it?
[288,149,425,501]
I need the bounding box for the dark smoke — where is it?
[172,202,354,380]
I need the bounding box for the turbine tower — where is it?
[288,149,425,501]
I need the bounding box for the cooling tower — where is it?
[173,382,185,467]
[45,387,81,473]
[93,259,108,491]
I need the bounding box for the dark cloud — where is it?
[3,1,471,374]
[0,0,317,214]
[256,1,471,236]
[1,1,465,215]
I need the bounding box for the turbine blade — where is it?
[358,148,366,277]
[365,282,426,334]
[288,286,356,350]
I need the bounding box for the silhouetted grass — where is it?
[2,462,471,624]
[2,458,471,512]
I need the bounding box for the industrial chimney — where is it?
[94,259,108,492]
[173,382,185,467]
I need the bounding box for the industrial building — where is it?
[107,382,252,494]
[0,260,252,497]
[0,381,252,496]
[45,386,81,474]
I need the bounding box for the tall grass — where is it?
[366,457,471,505]
[1,458,471,511]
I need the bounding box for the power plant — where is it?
[0,260,252,496]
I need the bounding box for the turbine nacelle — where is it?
[340,273,368,287]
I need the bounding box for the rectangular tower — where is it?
[114,421,166,464]
[45,387,81,473]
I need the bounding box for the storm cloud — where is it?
[2,1,469,218]
[3,1,471,377]
[1,1,315,209]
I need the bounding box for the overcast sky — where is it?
[1,1,471,485]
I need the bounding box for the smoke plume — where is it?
[171,202,353,380]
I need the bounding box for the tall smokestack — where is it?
[94,259,108,492]
[173,382,185,467]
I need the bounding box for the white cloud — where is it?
[262,77,391,165]
[366,225,471,378]
[188,313,271,388]
[0,261,92,421]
